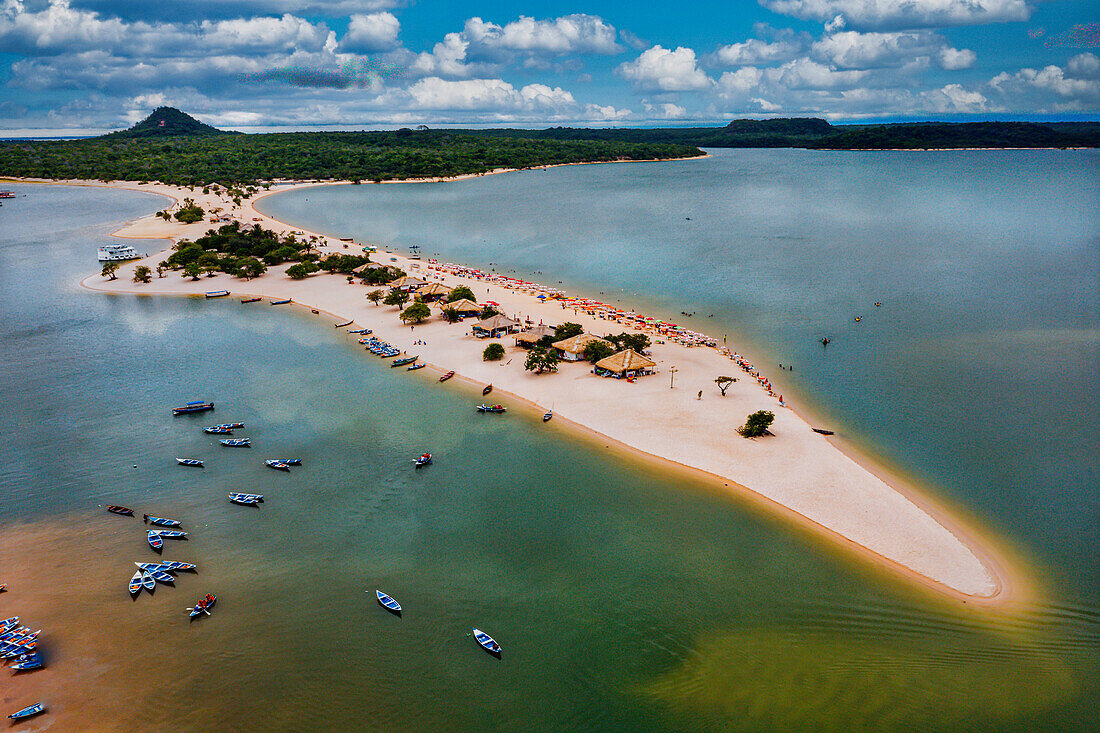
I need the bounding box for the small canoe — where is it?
[0,618,18,631]
[0,584,4,592]
[176,458,204,467]
[141,571,156,592]
[135,562,171,572]
[205,290,230,298]
[273,458,302,466]
[335,320,353,328]
[543,411,553,422]
[229,493,261,505]
[413,453,432,467]
[240,297,262,303]
[407,363,425,370]
[173,401,214,415]
[264,459,290,471]
[128,571,143,596]
[7,703,45,720]
[811,427,835,436]
[349,328,372,335]
[440,370,455,382]
[160,561,197,571]
[311,309,320,314]
[482,384,493,395]
[472,628,502,655]
[107,505,134,516]
[147,531,163,552]
[375,590,401,613]
[271,299,291,305]
[147,516,182,528]
[150,569,175,585]
[220,438,250,447]
[477,405,506,413]
[216,423,245,430]
[9,653,42,671]
[157,530,188,539]
[189,594,217,618]
[203,426,232,434]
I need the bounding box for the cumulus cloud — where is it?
[716,38,802,65]
[617,45,712,92]
[465,14,620,55]
[760,0,1032,30]
[644,101,687,118]
[583,102,632,120]
[403,77,575,111]
[811,30,973,70]
[937,46,975,70]
[339,12,399,52]
[989,55,1100,110]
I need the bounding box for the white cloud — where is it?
[717,67,765,95]
[469,14,621,55]
[198,14,331,53]
[990,61,1100,109]
[618,45,712,92]
[925,83,988,112]
[412,32,475,77]
[1066,52,1100,79]
[937,46,975,70]
[404,77,575,112]
[339,12,399,52]
[644,101,687,118]
[767,58,867,88]
[715,38,801,66]
[760,0,1032,30]
[582,103,632,120]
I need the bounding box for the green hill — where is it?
[101,107,233,140]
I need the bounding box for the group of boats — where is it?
[361,336,426,371]
[2,617,43,671]
[127,561,197,595]
[370,592,501,657]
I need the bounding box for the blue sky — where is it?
[0,0,1097,134]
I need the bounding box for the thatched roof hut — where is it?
[595,349,656,376]
[473,314,519,336]
[417,282,454,300]
[551,333,612,361]
[513,324,557,346]
[436,298,481,315]
[388,275,426,290]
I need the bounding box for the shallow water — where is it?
[0,172,1096,731]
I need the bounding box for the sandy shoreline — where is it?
[8,168,1023,603]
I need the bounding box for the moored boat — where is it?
[128,571,143,596]
[205,290,230,298]
[157,530,188,539]
[150,569,175,584]
[160,561,197,571]
[229,493,262,505]
[134,562,171,572]
[440,370,455,382]
[7,703,45,720]
[9,653,43,671]
[176,458,204,467]
[392,355,418,367]
[220,438,250,447]
[413,452,432,467]
[240,297,262,303]
[482,384,493,395]
[264,459,289,471]
[477,404,506,413]
[147,516,182,528]
[407,362,425,370]
[147,531,163,552]
[217,422,246,429]
[375,590,401,613]
[141,571,156,592]
[335,320,353,328]
[173,400,214,415]
[203,426,232,434]
[97,243,141,261]
[543,411,553,422]
[273,458,302,465]
[472,628,502,656]
[271,298,291,305]
[107,505,134,516]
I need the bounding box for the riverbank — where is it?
[57,170,1027,605]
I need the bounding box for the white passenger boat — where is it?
[97,244,142,262]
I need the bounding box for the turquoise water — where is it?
[0,168,1096,731]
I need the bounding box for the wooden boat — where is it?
[10,654,43,671]
[375,590,401,613]
[173,400,214,415]
[229,493,262,505]
[141,571,156,592]
[157,530,188,539]
[311,309,320,314]
[482,384,493,395]
[135,562,170,572]
[264,459,290,471]
[147,516,181,527]
[220,438,251,447]
[150,569,175,584]
[476,404,506,413]
[0,584,4,592]
[7,703,45,720]
[203,426,232,434]
[205,290,230,298]
[160,561,197,571]
[240,297,262,303]
[407,362,425,370]
[0,618,18,631]
[107,505,134,516]
[439,370,455,382]
[335,320,353,328]
[413,453,432,467]
[274,458,302,466]
[472,628,502,655]
[176,458,204,467]
[348,328,372,334]
[271,298,292,305]
[811,427,835,436]
[147,531,163,552]
[543,411,553,422]
[128,570,143,596]
[188,594,217,618]
[391,355,418,367]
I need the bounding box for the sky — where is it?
[0,0,1097,134]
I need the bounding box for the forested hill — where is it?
[101,107,233,140]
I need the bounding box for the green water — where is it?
[0,174,1097,730]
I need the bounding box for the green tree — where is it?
[236,256,266,280]
[447,285,477,302]
[478,305,500,319]
[367,289,385,305]
[483,343,505,361]
[384,289,410,308]
[737,410,775,438]
[286,261,319,279]
[715,376,737,396]
[441,307,462,323]
[156,261,168,278]
[101,261,119,280]
[173,197,204,223]
[182,261,202,280]
[401,302,431,323]
[583,340,614,364]
[524,345,559,374]
[132,265,152,283]
[555,322,583,340]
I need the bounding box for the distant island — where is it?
[1,107,1096,187]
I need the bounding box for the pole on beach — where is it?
[669,366,678,390]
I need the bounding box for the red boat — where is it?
[439,370,455,382]
[107,505,134,516]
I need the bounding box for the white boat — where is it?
[97,244,142,262]
[472,628,502,655]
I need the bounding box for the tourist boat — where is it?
[128,571,143,596]
[472,628,502,656]
[160,561,197,571]
[271,299,291,305]
[413,453,432,467]
[229,493,261,505]
[97,243,141,262]
[157,530,188,539]
[477,404,506,413]
[543,411,553,422]
[440,371,455,382]
[150,569,175,584]
[220,438,250,447]
[264,459,290,471]
[407,363,425,371]
[141,571,156,592]
[176,458,204,467]
[147,531,163,551]
[375,590,401,613]
[335,320,353,328]
[482,384,493,395]
[203,426,232,434]
[107,505,134,516]
[9,654,43,671]
[173,400,214,415]
[189,594,217,618]
[7,703,45,721]
[147,516,181,528]
[205,290,230,298]
[241,297,262,303]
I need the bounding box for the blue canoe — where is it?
[376,590,401,613]
[220,438,250,447]
[173,401,214,415]
[177,458,204,467]
[147,531,163,551]
[472,628,502,655]
[7,703,45,720]
[10,653,43,671]
[147,516,181,528]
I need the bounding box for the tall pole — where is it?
[670,366,678,390]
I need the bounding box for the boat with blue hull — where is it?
[9,653,43,671]
[230,493,263,505]
[391,355,418,367]
[413,453,432,467]
[472,628,502,656]
[220,438,250,447]
[375,590,401,613]
[128,571,143,596]
[189,594,217,618]
[203,426,232,434]
[147,531,163,551]
[205,290,230,298]
[147,516,181,528]
[176,458,204,467]
[7,703,45,720]
[173,400,214,415]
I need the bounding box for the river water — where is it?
[0,149,1096,731]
